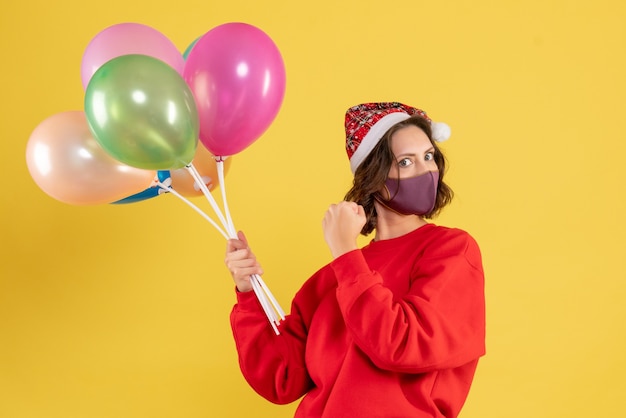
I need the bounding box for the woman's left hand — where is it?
[322,201,366,259]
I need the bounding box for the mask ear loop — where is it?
[387,154,401,201]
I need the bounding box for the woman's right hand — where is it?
[225,231,263,292]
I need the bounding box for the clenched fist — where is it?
[322,201,366,259]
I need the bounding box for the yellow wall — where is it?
[2,0,625,417]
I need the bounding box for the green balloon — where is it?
[85,54,198,170]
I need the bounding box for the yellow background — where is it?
[2,0,625,417]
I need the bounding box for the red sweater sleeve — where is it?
[230,288,314,404]
[332,230,485,373]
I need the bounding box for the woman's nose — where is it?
[415,160,432,174]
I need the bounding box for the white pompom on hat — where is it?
[344,102,450,173]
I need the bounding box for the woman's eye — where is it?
[424,152,434,161]
[398,158,413,167]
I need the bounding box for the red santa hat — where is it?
[344,102,451,173]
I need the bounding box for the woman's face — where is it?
[387,125,438,180]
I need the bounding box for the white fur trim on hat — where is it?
[350,112,411,173]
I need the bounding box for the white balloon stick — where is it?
[156,182,229,240]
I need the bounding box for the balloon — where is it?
[112,171,171,204]
[183,22,286,157]
[182,37,200,60]
[26,111,156,205]
[169,144,232,197]
[81,22,184,89]
[85,54,199,170]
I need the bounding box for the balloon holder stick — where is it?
[185,160,285,334]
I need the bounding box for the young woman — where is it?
[225,102,486,418]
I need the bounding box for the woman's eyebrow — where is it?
[397,147,434,158]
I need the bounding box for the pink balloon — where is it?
[81,23,185,89]
[26,111,157,205]
[183,23,286,157]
